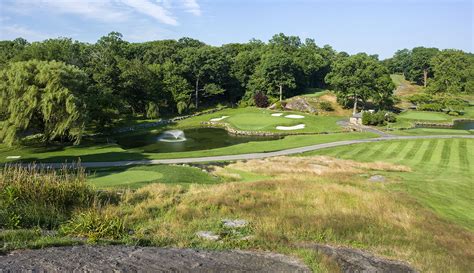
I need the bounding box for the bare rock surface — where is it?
[303,244,417,273]
[284,97,317,113]
[0,245,310,273]
[368,175,386,182]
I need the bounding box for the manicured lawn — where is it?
[303,138,474,230]
[391,128,473,136]
[398,111,451,121]
[88,165,219,189]
[0,132,378,163]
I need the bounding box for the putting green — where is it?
[398,111,450,121]
[88,170,164,188]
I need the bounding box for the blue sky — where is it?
[0,0,472,58]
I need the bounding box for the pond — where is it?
[416,120,474,130]
[452,120,474,130]
[116,128,282,153]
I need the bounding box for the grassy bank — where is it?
[303,138,474,230]
[64,156,473,272]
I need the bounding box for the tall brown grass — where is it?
[0,163,97,229]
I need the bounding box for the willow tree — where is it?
[0,60,88,146]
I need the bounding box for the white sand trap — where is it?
[285,114,305,119]
[6,156,21,159]
[276,124,305,130]
[271,113,284,117]
[210,116,229,122]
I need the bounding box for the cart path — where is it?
[13,135,473,168]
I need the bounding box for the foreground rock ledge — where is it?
[0,246,310,272]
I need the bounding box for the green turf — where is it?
[0,132,378,163]
[87,165,219,189]
[302,138,474,230]
[176,107,343,133]
[398,111,451,121]
[391,128,473,136]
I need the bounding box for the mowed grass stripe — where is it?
[418,139,439,167]
[458,139,470,171]
[403,139,424,162]
[372,142,401,162]
[439,140,453,169]
[395,140,417,164]
[447,139,462,171]
[339,144,368,159]
[387,141,409,160]
[364,142,392,161]
[333,145,356,158]
[350,142,376,159]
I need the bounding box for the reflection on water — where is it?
[116,128,282,153]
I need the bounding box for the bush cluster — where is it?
[408,93,468,115]
[254,91,270,108]
[362,111,397,126]
[319,101,334,111]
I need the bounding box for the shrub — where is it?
[408,93,433,105]
[254,91,270,108]
[362,111,396,126]
[417,103,444,112]
[319,101,334,111]
[0,164,100,229]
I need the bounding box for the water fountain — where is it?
[158,130,187,142]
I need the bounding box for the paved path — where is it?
[23,135,474,168]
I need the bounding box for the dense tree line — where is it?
[384,47,474,92]
[1,32,471,145]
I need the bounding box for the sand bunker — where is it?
[6,156,21,159]
[285,115,305,119]
[276,124,305,130]
[210,116,229,122]
[271,113,284,117]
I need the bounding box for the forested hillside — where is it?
[1,33,472,145]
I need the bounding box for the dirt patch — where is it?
[0,246,310,272]
[303,244,417,273]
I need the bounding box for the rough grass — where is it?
[87,156,474,272]
[304,138,474,230]
[0,164,99,229]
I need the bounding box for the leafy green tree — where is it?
[428,50,474,94]
[407,47,439,87]
[248,49,302,102]
[180,46,228,108]
[0,60,89,145]
[295,39,326,87]
[385,48,411,75]
[150,61,193,114]
[0,38,29,68]
[325,53,395,112]
[86,32,128,113]
[18,38,87,68]
[118,59,161,115]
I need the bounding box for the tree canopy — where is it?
[325,53,395,111]
[0,60,89,145]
